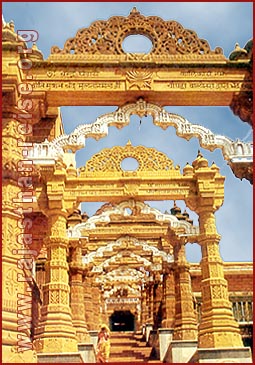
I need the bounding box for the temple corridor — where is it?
[2,5,252,363]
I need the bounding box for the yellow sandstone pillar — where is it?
[141,287,148,328]
[83,276,94,330]
[2,116,37,362]
[147,281,154,324]
[190,152,243,348]
[161,266,175,328]
[153,273,163,328]
[69,240,90,343]
[34,211,78,352]
[197,208,243,348]
[91,284,102,327]
[173,242,197,341]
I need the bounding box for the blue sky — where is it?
[3,2,253,263]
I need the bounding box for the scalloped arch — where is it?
[93,252,152,273]
[82,236,174,265]
[50,99,252,170]
[68,200,199,238]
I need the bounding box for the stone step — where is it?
[110,350,147,355]
[108,331,159,363]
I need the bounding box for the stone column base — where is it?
[145,323,153,343]
[88,330,98,349]
[164,340,197,363]
[195,347,252,363]
[78,343,96,363]
[2,344,37,363]
[37,352,84,363]
[141,324,146,340]
[158,328,173,361]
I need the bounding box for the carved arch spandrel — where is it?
[51,8,223,57]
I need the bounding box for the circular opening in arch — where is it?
[124,207,132,215]
[122,34,153,53]
[121,157,139,171]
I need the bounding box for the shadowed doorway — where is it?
[110,310,135,332]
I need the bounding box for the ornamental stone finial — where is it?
[197,155,209,168]
[130,7,140,15]
[211,161,220,172]
[197,150,203,158]
[183,162,194,176]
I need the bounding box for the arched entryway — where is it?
[110,310,135,332]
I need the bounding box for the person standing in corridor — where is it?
[96,324,111,363]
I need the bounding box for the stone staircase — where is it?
[109,332,161,363]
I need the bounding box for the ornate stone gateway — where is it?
[2,8,252,364]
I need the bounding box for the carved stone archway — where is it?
[2,7,252,363]
[69,200,199,238]
[28,99,252,182]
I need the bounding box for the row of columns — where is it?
[139,223,243,349]
[139,243,197,341]
[2,113,244,358]
[35,232,104,351]
[3,196,244,357]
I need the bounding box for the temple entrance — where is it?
[110,310,135,332]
